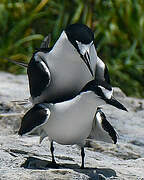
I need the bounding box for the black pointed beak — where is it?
[81,52,94,77]
[105,96,128,111]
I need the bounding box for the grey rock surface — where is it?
[0,71,144,180]
[0,72,30,102]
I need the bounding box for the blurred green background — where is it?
[0,0,144,97]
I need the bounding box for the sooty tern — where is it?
[5,24,113,105]
[18,80,127,168]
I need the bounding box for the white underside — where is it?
[32,32,97,104]
[41,91,107,146]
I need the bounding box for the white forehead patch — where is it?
[76,41,93,55]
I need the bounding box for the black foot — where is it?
[52,159,56,164]
[81,147,85,169]
[50,141,57,165]
[80,165,85,169]
[46,161,59,168]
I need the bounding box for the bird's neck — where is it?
[51,31,78,60]
[79,91,105,107]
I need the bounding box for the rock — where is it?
[0,71,30,102]
[0,71,144,179]
[113,87,126,98]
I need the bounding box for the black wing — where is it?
[27,52,51,98]
[99,110,117,144]
[18,104,50,135]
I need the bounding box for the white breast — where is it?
[42,91,106,145]
[44,32,94,96]
[32,32,97,104]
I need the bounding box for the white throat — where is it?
[79,91,106,107]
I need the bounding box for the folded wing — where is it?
[18,104,50,136]
[88,108,118,144]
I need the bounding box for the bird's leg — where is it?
[50,141,56,164]
[80,147,85,169]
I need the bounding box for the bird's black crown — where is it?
[65,23,94,45]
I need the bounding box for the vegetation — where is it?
[0,0,144,97]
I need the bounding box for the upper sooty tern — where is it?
[18,80,127,168]
[6,24,112,104]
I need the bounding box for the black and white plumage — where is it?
[88,107,117,144]
[28,23,110,104]
[5,24,113,105]
[18,80,126,168]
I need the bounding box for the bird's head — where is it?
[65,24,97,77]
[81,80,128,111]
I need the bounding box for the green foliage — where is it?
[0,0,144,97]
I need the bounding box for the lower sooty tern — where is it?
[18,80,127,168]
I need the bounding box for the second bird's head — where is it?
[81,80,128,112]
[64,23,97,77]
